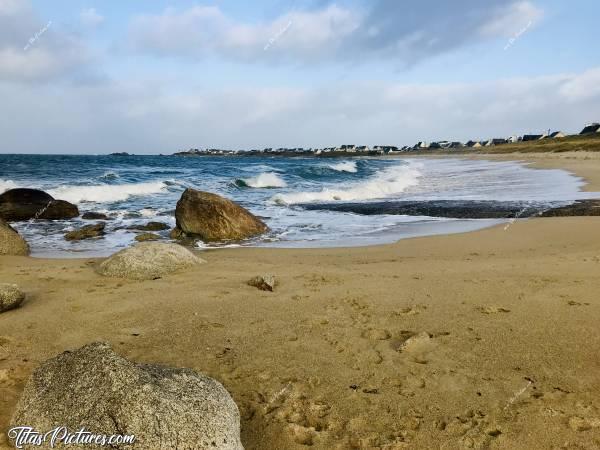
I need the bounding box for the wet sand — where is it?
[1,155,600,449]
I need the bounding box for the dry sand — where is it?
[1,155,600,449]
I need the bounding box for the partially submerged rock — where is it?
[97,242,204,280]
[65,223,106,241]
[128,221,170,232]
[0,219,29,256]
[0,188,79,221]
[0,284,25,313]
[10,342,243,450]
[173,189,268,241]
[82,211,110,220]
[135,232,161,242]
[247,274,277,292]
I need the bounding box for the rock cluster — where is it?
[0,188,78,221]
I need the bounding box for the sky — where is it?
[1,0,600,154]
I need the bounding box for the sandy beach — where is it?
[1,154,600,450]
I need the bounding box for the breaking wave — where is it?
[48,181,169,204]
[272,163,421,205]
[328,161,358,173]
[0,179,19,193]
[236,173,287,189]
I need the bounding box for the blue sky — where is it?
[1,0,600,153]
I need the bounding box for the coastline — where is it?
[2,153,600,449]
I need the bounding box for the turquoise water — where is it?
[0,154,593,257]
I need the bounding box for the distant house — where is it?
[548,131,567,139]
[522,134,543,142]
[413,142,429,149]
[473,141,484,148]
[508,136,522,143]
[357,146,370,152]
[448,142,464,148]
[429,142,442,149]
[580,123,600,135]
[465,140,478,147]
[486,138,508,146]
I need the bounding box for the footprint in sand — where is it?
[477,306,511,314]
[361,329,391,340]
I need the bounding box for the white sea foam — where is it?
[0,179,18,193]
[48,181,168,204]
[241,173,287,188]
[328,161,358,173]
[273,163,422,204]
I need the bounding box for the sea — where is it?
[0,154,595,258]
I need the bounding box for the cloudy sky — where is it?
[1,0,599,154]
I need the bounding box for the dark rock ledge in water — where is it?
[302,199,600,219]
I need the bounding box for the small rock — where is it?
[0,284,25,313]
[398,332,432,352]
[65,223,106,241]
[128,221,170,232]
[82,212,110,220]
[135,232,161,242]
[247,274,277,292]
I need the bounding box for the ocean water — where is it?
[0,154,594,257]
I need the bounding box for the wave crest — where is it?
[236,173,287,189]
[272,163,421,205]
[328,161,358,173]
[0,179,18,193]
[48,181,169,204]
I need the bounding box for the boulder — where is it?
[173,189,268,241]
[128,221,170,232]
[10,342,243,450]
[0,219,29,256]
[0,284,25,313]
[135,233,161,242]
[65,223,106,241]
[0,188,79,221]
[96,242,204,280]
[82,212,110,220]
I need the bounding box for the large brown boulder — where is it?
[0,188,79,221]
[10,342,244,450]
[174,189,268,241]
[0,219,29,256]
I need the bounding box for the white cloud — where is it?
[1,67,599,154]
[480,1,544,38]
[80,8,104,28]
[0,0,91,82]
[129,5,360,63]
[130,1,543,65]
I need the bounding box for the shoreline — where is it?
[2,152,600,449]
